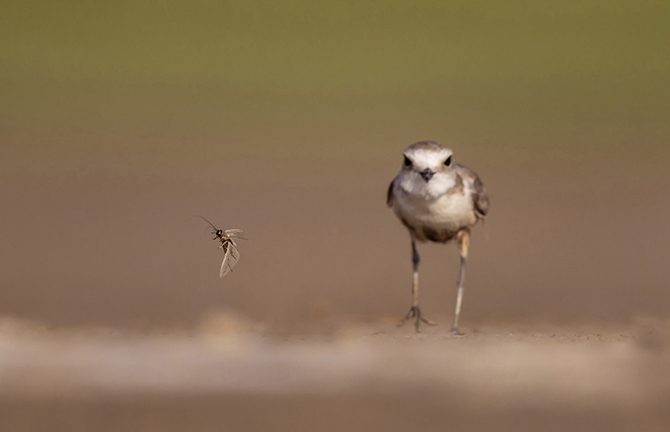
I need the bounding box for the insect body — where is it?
[196,216,244,278]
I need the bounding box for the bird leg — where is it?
[399,238,436,332]
[451,230,470,336]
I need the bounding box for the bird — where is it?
[387,140,489,334]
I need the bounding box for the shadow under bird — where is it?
[195,216,244,278]
[387,141,489,334]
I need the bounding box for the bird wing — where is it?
[455,164,489,218]
[471,173,489,217]
[386,179,395,207]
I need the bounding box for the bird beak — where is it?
[419,169,434,182]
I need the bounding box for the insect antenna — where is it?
[189,215,220,231]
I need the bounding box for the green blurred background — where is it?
[3,0,669,169]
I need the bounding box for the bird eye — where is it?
[444,156,452,167]
[403,155,412,167]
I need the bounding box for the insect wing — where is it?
[219,241,241,279]
[223,229,244,239]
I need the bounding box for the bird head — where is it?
[401,140,454,183]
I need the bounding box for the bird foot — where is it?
[450,327,465,336]
[398,306,437,332]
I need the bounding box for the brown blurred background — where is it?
[1,1,668,330]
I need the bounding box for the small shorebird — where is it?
[387,141,489,334]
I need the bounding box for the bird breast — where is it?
[392,179,477,241]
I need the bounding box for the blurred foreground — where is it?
[1,315,670,431]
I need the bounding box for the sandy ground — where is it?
[1,157,668,328]
[1,155,669,431]
[1,316,670,431]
